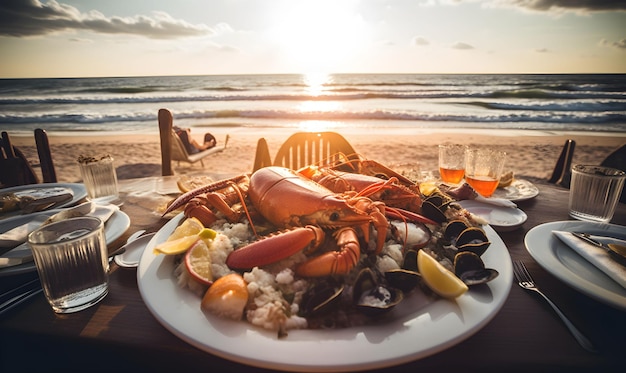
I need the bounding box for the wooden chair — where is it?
[601,143,626,203]
[158,108,229,176]
[548,139,576,188]
[1,131,39,187]
[252,131,360,172]
[0,130,57,188]
[35,129,57,183]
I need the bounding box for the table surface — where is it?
[1,174,625,373]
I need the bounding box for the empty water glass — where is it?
[28,216,109,313]
[568,165,626,223]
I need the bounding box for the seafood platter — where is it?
[138,160,512,371]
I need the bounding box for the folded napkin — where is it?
[0,203,118,268]
[553,230,626,289]
[0,215,49,249]
[474,195,517,208]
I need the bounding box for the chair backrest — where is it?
[601,144,626,203]
[1,131,39,187]
[548,139,576,188]
[252,138,272,172]
[272,132,359,170]
[34,128,57,183]
[159,109,176,176]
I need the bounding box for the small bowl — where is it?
[114,233,156,268]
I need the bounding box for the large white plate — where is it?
[138,214,512,372]
[524,221,626,311]
[457,200,527,232]
[491,179,539,201]
[0,183,88,220]
[0,209,130,277]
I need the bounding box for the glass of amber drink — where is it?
[465,148,506,197]
[438,144,467,184]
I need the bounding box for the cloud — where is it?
[600,38,626,50]
[451,42,474,50]
[412,36,430,46]
[0,0,215,39]
[474,0,626,13]
[535,48,550,53]
[504,0,626,13]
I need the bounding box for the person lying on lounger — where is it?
[173,126,216,154]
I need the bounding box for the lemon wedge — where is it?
[154,227,217,255]
[419,181,438,197]
[418,250,468,299]
[168,217,205,241]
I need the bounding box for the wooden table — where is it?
[1,175,625,372]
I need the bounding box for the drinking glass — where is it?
[465,148,506,198]
[568,165,626,223]
[438,144,466,184]
[78,155,119,202]
[28,216,109,313]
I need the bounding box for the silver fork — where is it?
[512,260,597,353]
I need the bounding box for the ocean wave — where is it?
[2,108,624,126]
[459,100,626,112]
[1,89,624,106]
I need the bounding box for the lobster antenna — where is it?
[227,180,260,239]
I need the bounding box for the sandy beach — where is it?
[9,129,626,184]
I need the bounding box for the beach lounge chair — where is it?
[252,131,360,172]
[158,108,229,176]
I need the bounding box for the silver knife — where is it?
[572,232,626,264]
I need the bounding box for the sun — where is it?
[267,1,367,74]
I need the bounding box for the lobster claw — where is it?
[226,226,325,269]
[296,227,361,277]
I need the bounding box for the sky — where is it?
[0,0,625,78]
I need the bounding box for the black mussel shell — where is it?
[443,220,470,243]
[353,268,403,316]
[421,200,447,224]
[385,269,421,292]
[402,250,419,272]
[454,251,499,286]
[456,227,491,256]
[300,282,344,317]
[355,285,404,317]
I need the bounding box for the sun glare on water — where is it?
[268,1,367,73]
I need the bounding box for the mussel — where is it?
[456,227,491,256]
[384,250,422,292]
[454,251,499,286]
[300,280,344,317]
[421,192,453,223]
[353,268,403,317]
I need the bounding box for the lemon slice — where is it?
[185,240,213,285]
[418,250,468,299]
[154,227,217,255]
[177,175,214,193]
[168,217,205,241]
[419,181,438,197]
[498,171,514,188]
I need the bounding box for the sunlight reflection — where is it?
[303,72,331,96]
